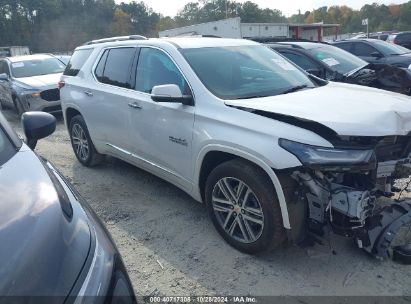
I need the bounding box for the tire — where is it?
[69,115,104,166]
[205,159,286,254]
[14,97,28,116]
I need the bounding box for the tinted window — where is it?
[370,39,410,55]
[0,61,10,76]
[11,58,65,78]
[135,48,187,94]
[280,51,318,71]
[99,48,136,88]
[64,48,93,76]
[94,50,108,82]
[181,45,315,100]
[335,42,352,52]
[352,42,378,57]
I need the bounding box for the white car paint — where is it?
[60,37,411,232]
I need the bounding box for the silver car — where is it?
[0,54,66,115]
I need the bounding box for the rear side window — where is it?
[64,48,93,76]
[280,51,318,71]
[96,47,136,89]
[335,42,352,52]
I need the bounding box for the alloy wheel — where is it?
[72,123,90,161]
[211,177,264,243]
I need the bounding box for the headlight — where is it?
[279,138,376,170]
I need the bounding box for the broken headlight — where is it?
[279,138,376,170]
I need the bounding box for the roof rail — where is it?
[83,35,147,45]
[249,37,329,44]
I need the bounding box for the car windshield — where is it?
[181,45,316,100]
[11,58,66,78]
[372,39,410,55]
[306,44,368,75]
[0,125,17,166]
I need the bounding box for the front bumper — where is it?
[19,88,61,113]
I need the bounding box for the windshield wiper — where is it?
[279,85,309,95]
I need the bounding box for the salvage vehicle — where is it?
[0,111,136,302]
[268,41,411,96]
[333,39,411,68]
[60,36,411,262]
[0,54,65,115]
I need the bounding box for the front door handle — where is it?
[84,90,93,97]
[128,102,142,109]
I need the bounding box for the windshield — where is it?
[11,58,66,78]
[181,45,315,100]
[0,126,17,166]
[306,44,368,75]
[372,39,410,55]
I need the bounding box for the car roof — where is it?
[6,54,55,63]
[76,37,259,51]
[274,41,324,50]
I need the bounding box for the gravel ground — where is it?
[3,107,411,298]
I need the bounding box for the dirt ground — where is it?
[3,107,411,298]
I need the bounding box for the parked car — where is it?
[0,54,65,115]
[268,41,411,95]
[60,36,411,263]
[333,38,411,68]
[387,32,411,50]
[0,111,136,302]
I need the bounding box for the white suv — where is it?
[60,36,411,262]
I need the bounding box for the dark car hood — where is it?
[0,146,91,297]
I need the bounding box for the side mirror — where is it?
[0,73,9,81]
[370,52,382,58]
[21,112,56,149]
[151,84,194,106]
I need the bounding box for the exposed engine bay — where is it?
[286,135,411,264]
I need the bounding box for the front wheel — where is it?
[69,115,104,166]
[205,159,286,254]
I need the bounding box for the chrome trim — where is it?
[105,143,190,184]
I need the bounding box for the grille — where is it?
[40,88,60,102]
[375,136,411,161]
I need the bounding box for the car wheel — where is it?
[69,115,104,166]
[14,97,28,116]
[205,159,286,254]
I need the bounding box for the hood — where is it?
[225,82,411,137]
[0,147,91,297]
[15,72,62,89]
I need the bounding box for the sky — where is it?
[118,0,409,17]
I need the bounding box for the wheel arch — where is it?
[195,144,291,229]
[65,107,82,129]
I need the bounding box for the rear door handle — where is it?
[84,90,93,97]
[128,102,142,109]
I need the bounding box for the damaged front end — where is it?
[279,136,411,263]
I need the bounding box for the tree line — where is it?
[0,0,410,53]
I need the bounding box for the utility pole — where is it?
[226,0,228,19]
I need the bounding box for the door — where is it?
[0,60,13,106]
[352,42,384,64]
[85,47,138,154]
[128,47,195,189]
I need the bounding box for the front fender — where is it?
[194,144,291,229]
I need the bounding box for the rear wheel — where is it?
[69,115,104,166]
[205,159,286,254]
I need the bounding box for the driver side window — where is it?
[135,48,188,94]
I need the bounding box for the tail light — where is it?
[58,80,65,89]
